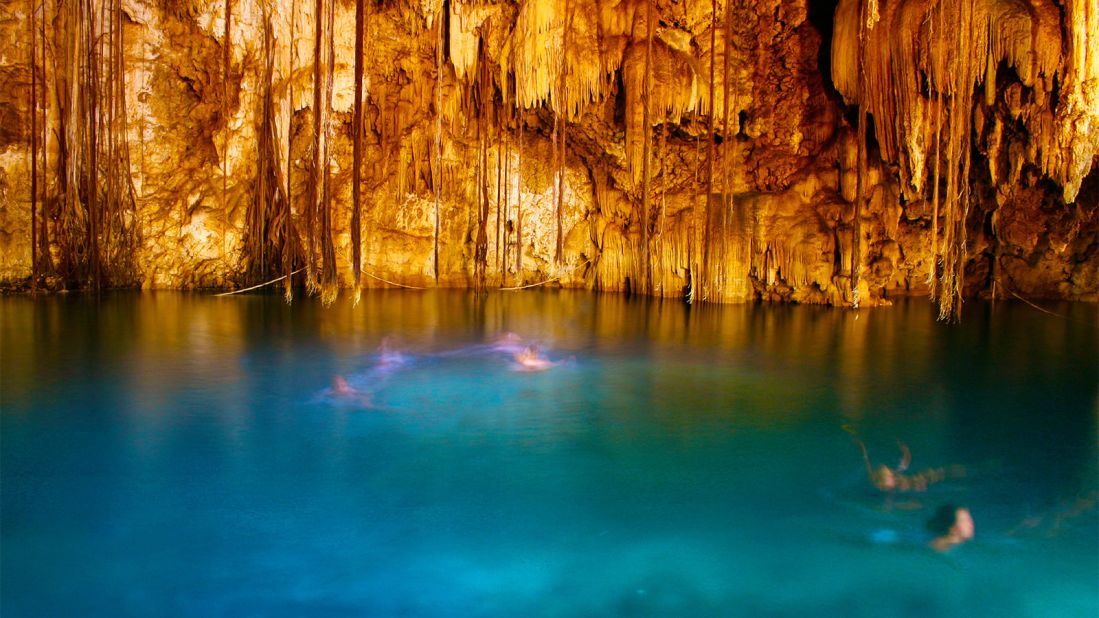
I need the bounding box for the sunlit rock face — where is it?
[0,0,1094,307]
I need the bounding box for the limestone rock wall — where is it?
[0,0,1094,307]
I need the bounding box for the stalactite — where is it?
[351,0,365,295]
[319,0,337,304]
[832,0,1093,316]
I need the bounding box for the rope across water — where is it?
[215,260,592,295]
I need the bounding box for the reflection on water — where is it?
[2,291,1097,617]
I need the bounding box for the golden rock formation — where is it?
[0,0,1094,312]
[832,0,1099,317]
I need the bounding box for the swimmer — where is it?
[844,427,962,493]
[490,332,526,355]
[330,375,356,397]
[377,336,407,368]
[513,345,556,372]
[870,462,951,493]
[926,504,975,551]
[325,375,375,408]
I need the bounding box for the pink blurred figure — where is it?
[513,345,556,372]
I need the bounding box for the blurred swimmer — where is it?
[512,345,557,372]
[870,462,951,493]
[324,375,376,408]
[490,332,526,355]
[926,504,975,551]
[843,427,964,493]
[331,375,356,396]
[376,336,408,368]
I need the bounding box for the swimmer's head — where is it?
[872,465,897,491]
[927,504,974,541]
[332,375,351,393]
[952,507,975,540]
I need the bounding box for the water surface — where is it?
[2,291,1096,616]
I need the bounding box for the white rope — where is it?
[501,277,561,291]
[1007,288,1062,318]
[216,261,590,296]
[214,268,304,296]
[500,259,590,291]
[363,270,429,290]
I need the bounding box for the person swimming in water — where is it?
[926,504,975,551]
[490,332,526,355]
[870,459,951,493]
[325,375,376,408]
[331,375,356,396]
[512,345,556,372]
[844,427,963,493]
[376,336,408,369]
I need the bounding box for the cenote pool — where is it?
[2,291,1096,616]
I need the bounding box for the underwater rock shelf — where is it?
[0,0,1096,317]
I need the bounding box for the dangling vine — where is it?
[29,0,38,290]
[319,0,337,304]
[243,11,294,288]
[284,0,297,301]
[640,0,653,295]
[351,0,366,299]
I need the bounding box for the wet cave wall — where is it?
[0,0,1095,313]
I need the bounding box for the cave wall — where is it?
[0,0,1095,307]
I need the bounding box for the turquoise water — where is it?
[2,291,1096,617]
